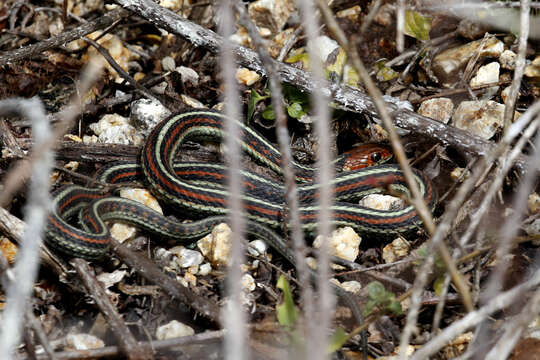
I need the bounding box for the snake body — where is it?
[46,109,436,259]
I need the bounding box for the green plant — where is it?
[248,84,311,123]
[363,281,403,317]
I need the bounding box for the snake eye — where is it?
[371,152,382,164]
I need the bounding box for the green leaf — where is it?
[262,105,276,120]
[283,84,309,104]
[387,300,403,315]
[403,10,432,41]
[276,275,298,328]
[287,102,306,119]
[363,299,376,317]
[327,327,348,353]
[247,89,269,122]
[433,275,446,296]
[367,281,386,301]
[285,49,310,68]
[364,281,403,316]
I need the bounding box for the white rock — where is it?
[242,273,256,292]
[499,50,517,70]
[382,238,410,264]
[156,320,194,340]
[311,35,340,64]
[197,223,232,266]
[417,97,454,124]
[120,188,162,213]
[109,223,137,243]
[470,62,500,87]
[151,81,168,94]
[82,135,98,144]
[358,194,405,211]
[313,227,361,262]
[65,334,104,350]
[525,218,540,235]
[161,56,176,72]
[181,94,205,108]
[525,219,540,246]
[247,239,268,257]
[154,247,173,262]
[340,280,362,294]
[130,98,171,137]
[170,247,204,268]
[175,66,200,85]
[198,262,212,276]
[452,100,505,139]
[96,270,127,289]
[88,114,144,146]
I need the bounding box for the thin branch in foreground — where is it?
[295,0,336,357]
[0,98,53,359]
[218,0,248,358]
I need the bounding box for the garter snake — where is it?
[46,109,436,260]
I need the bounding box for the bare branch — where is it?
[219,0,248,358]
[0,98,53,358]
